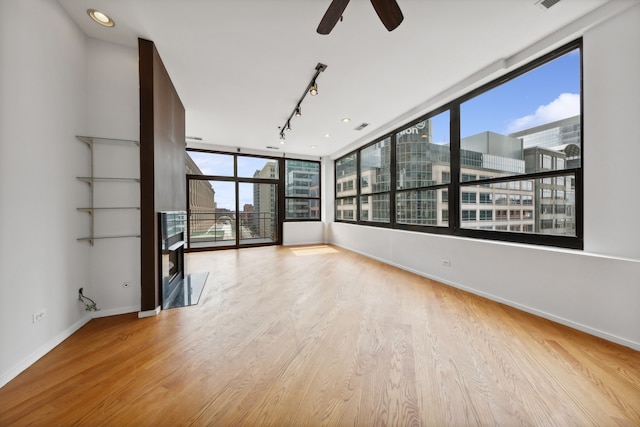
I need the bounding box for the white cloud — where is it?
[506,93,580,134]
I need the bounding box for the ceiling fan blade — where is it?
[317,0,350,35]
[370,0,404,32]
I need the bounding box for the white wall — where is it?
[283,222,325,246]
[0,0,91,386]
[328,4,640,351]
[282,155,335,246]
[85,39,141,317]
[0,1,141,388]
[583,3,640,260]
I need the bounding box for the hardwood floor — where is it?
[1,245,639,426]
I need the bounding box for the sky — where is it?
[460,49,580,137]
[189,49,580,211]
[187,152,278,210]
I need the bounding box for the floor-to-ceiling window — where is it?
[185,151,280,249]
[186,150,320,250]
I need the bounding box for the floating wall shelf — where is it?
[76,135,140,245]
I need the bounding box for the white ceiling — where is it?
[57,0,619,158]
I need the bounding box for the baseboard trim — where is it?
[91,306,140,319]
[332,242,640,352]
[138,305,161,318]
[0,314,92,389]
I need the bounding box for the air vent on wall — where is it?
[354,122,369,131]
[535,0,561,10]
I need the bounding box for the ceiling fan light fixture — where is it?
[87,9,115,27]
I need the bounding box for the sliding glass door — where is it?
[185,151,281,250]
[238,182,277,245]
[187,180,236,249]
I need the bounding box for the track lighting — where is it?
[277,62,327,143]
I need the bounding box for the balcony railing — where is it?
[188,210,276,248]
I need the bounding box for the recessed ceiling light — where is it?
[311,145,317,149]
[324,134,331,138]
[341,118,351,123]
[87,9,115,27]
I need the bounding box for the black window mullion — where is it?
[356,149,361,222]
[449,104,461,232]
[277,158,285,244]
[390,133,397,226]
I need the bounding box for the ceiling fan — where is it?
[317,0,404,35]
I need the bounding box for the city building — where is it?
[185,152,216,236]
[253,161,278,240]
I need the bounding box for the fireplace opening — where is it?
[159,211,208,309]
[160,211,186,308]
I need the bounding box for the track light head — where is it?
[278,63,327,140]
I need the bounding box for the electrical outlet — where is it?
[33,309,46,323]
[442,259,451,267]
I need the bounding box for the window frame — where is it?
[283,159,322,222]
[333,39,583,250]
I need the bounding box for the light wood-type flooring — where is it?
[1,245,639,426]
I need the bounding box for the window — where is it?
[495,194,508,205]
[479,193,493,204]
[480,210,493,221]
[334,40,582,249]
[186,151,234,176]
[186,150,282,249]
[462,210,477,221]
[360,137,391,223]
[336,154,358,221]
[396,189,441,226]
[238,156,279,178]
[396,114,450,189]
[462,192,477,204]
[395,112,450,228]
[284,160,320,220]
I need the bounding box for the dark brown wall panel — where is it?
[139,38,186,312]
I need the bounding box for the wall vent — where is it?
[354,122,369,131]
[535,0,561,10]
